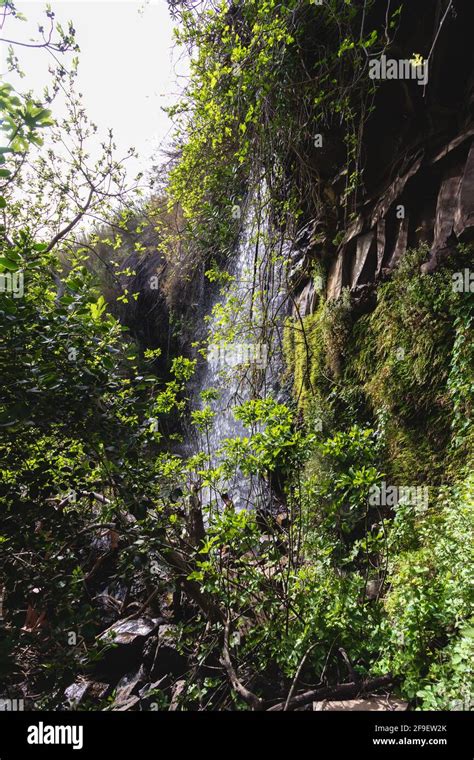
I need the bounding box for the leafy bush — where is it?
[376,475,474,707]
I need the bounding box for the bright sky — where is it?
[1,0,188,183]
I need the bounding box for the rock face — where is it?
[289,0,474,314]
[113,248,171,369]
[293,129,474,310]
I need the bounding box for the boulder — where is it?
[99,616,160,646]
[138,676,169,701]
[64,678,110,708]
[110,665,147,710]
[96,617,161,677]
[169,679,187,711]
[63,679,91,708]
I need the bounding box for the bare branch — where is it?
[220,615,265,711]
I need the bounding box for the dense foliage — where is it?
[0,0,472,713]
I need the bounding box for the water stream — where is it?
[187,187,291,512]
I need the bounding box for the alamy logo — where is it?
[27,722,83,751]
[369,54,428,86]
[0,698,24,711]
[452,268,474,292]
[0,270,24,298]
[208,342,268,370]
[369,482,429,510]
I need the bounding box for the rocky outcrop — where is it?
[291,128,474,313]
[63,618,186,711]
[289,0,474,314]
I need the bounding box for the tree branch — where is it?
[268,675,394,712]
[220,615,265,711]
[45,187,94,253]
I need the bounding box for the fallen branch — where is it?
[268,674,394,712]
[77,491,112,505]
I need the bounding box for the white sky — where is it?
[1,0,188,184]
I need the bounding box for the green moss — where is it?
[283,288,353,422]
[283,308,323,414]
[285,245,474,484]
[348,248,472,482]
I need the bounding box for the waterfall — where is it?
[187,187,291,512]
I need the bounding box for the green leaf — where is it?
[0,257,19,271]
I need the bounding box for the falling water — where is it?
[187,187,291,511]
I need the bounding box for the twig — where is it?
[338,647,358,682]
[51,523,117,560]
[423,0,453,97]
[220,615,264,711]
[284,642,318,711]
